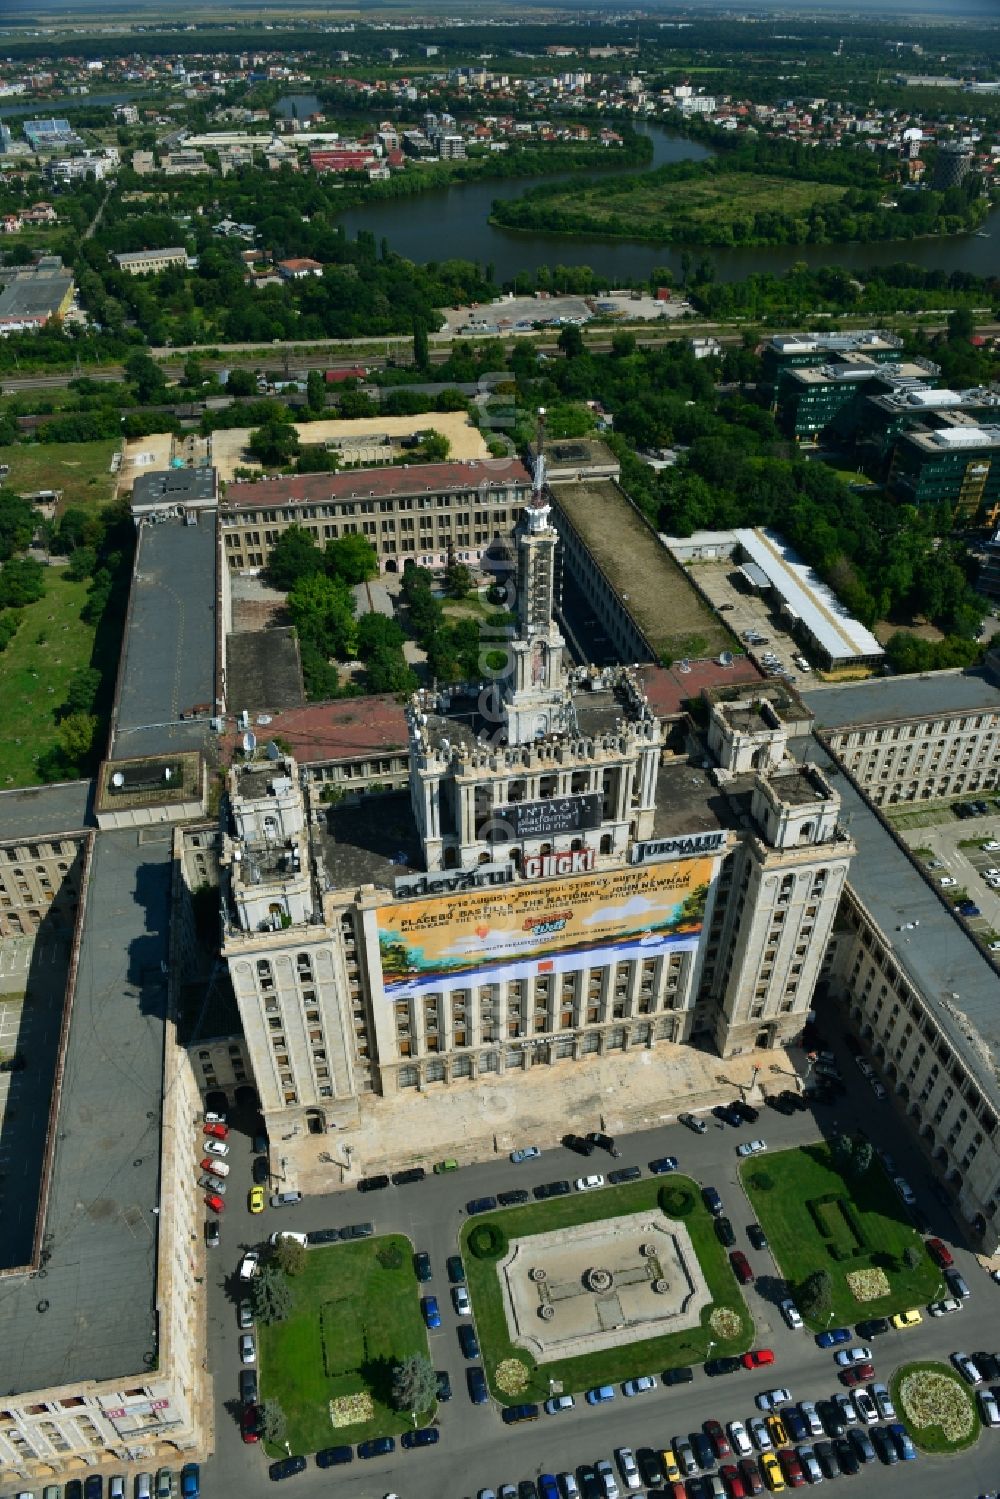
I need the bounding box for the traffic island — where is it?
[257,1234,433,1454]
[460,1176,751,1405]
[890,1361,981,1453]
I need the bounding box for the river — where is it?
[341,121,1000,285]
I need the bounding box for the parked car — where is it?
[314,1447,352,1468]
[730,1250,754,1284]
[498,1188,530,1206]
[357,1437,395,1459]
[755,1387,792,1411]
[511,1145,540,1163]
[951,1351,983,1384]
[534,1180,571,1200]
[501,1403,540,1425]
[890,1308,922,1329]
[401,1427,439,1449]
[357,1174,390,1193]
[871,1382,896,1420]
[715,1216,736,1248]
[622,1374,657,1397]
[203,1122,228,1139]
[585,1385,616,1405]
[545,1394,576,1414]
[888,1423,917,1461]
[737,1139,768,1158]
[447,1254,466,1283]
[239,1250,259,1282]
[840,1365,875,1386]
[574,1174,605,1192]
[780,1300,803,1330]
[563,1133,594,1155]
[835,1346,873,1366]
[928,1297,963,1317]
[239,1333,256,1364]
[679,1112,707,1134]
[816,1326,850,1348]
[608,1166,641,1184]
[702,1186,723,1216]
[741,1349,774,1369]
[267,1458,305,1483]
[203,1139,229,1159]
[436,1370,452,1403]
[269,1231,307,1249]
[452,1285,471,1315]
[587,1132,619,1156]
[458,1324,480,1359]
[249,1186,265,1214]
[239,1369,258,1404]
[747,1224,769,1251]
[305,1228,339,1246]
[204,1192,224,1214]
[269,1191,302,1209]
[926,1236,954,1268]
[649,1156,678,1174]
[391,1167,426,1186]
[467,1196,498,1215]
[340,1221,373,1239]
[204,1220,220,1249]
[421,1295,441,1330]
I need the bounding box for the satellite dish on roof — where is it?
[719,650,734,667]
[678,659,692,674]
[266,740,282,761]
[243,731,257,756]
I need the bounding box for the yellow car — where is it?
[766,1413,788,1447]
[761,1452,786,1492]
[660,1449,682,1485]
[891,1307,923,1329]
[249,1186,265,1214]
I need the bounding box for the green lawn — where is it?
[890,1360,981,1453]
[460,1176,753,1406]
[257,1235,433,1453]
[0,570,99,786]
[0,440,119,512]
[742,1144,940,1327]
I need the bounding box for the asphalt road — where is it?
[200,1031,1000,1499]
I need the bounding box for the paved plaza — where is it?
[500,1209,709,1360]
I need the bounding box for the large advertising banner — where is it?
[376,858,711,999]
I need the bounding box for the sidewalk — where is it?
[282,1041,805,1196]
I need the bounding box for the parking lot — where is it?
[677,559,813,684]
[895,800,1000,944]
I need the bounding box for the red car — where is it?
[720,1465,747,1499]
[730,1250,754,1284]
[741,1349,775,1370]
[840,1363,875,1386]
[240,1404,260,1444]
[205,1193,225,1213]
[926,1236,954,1269]
[704,1418,732,1459]
[203,1122,229,1140]
[738,1457,764,1495]
[778,1447,805,1488]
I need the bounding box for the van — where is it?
[946,1269,971,1300]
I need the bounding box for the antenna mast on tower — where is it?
[532,406,547,505]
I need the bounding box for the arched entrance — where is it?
[235,1084,259,1110]
[306,1108,325,1135]
[205,1089,229,1114]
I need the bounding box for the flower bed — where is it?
[494,1358,531,1396]
[891,1361,980,1453]
[710,1307,743,1339]
[846,1267,891,1302]
[329,1392,374,1428]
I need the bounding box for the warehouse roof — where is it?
[733,528,883,664]
[802,670,1000,730]
[0,267,73,320]
[224,457,531,508]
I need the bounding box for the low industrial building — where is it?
[0,260,74,334]
[113,248,188,276]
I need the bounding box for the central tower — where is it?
[506,409,567,746]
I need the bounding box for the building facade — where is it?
[825,705,1000,806]
[218,459,533,574]
[221,466,855,1137]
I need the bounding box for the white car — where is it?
[737,1139,767,1157]
[780,1298,804,1330]
[544,1395,575,1415]
[748,1416,772,1451]
[204,1139,230,1158]
[574,1175,604,1192]
[755,1387,792,1411]
[799,1401,823,1437]
[854,1390,878,1425]
[270,1231,307,1248]
[614,1448,641,1492]
[728,1419,753,1457]
[952,1351,983,1384]
[238,1250,259,1282]
[835,1345,873,1367]
[833,1393,856,1425]
[239,1333,256,1364]
[200,1157,230,1177]
[894,1177,916,1206]
[980,1389,1000,1427]
[452,1285,471,1316]
[204,1111,227,1125]
[929,1297,963,1317]
[871,1383,896,1421]
[981,841,1000,852]
[938,875,957,887]
[622,1374,656,1397]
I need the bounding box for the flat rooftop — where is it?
[223,456,530,510]
[224,696,409,768]
[131,466,218,512]
[734,528,883,663]
[651,758,735,840]
[111,514,217,760]
[314,792,423,894]
[226,628,304,714]
[798,734,1000,1103]
[0,781,92,841]
[0,827,171,1392]
[553,481,735,663]
[802,670,1000,730]
[0,269,73,320]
